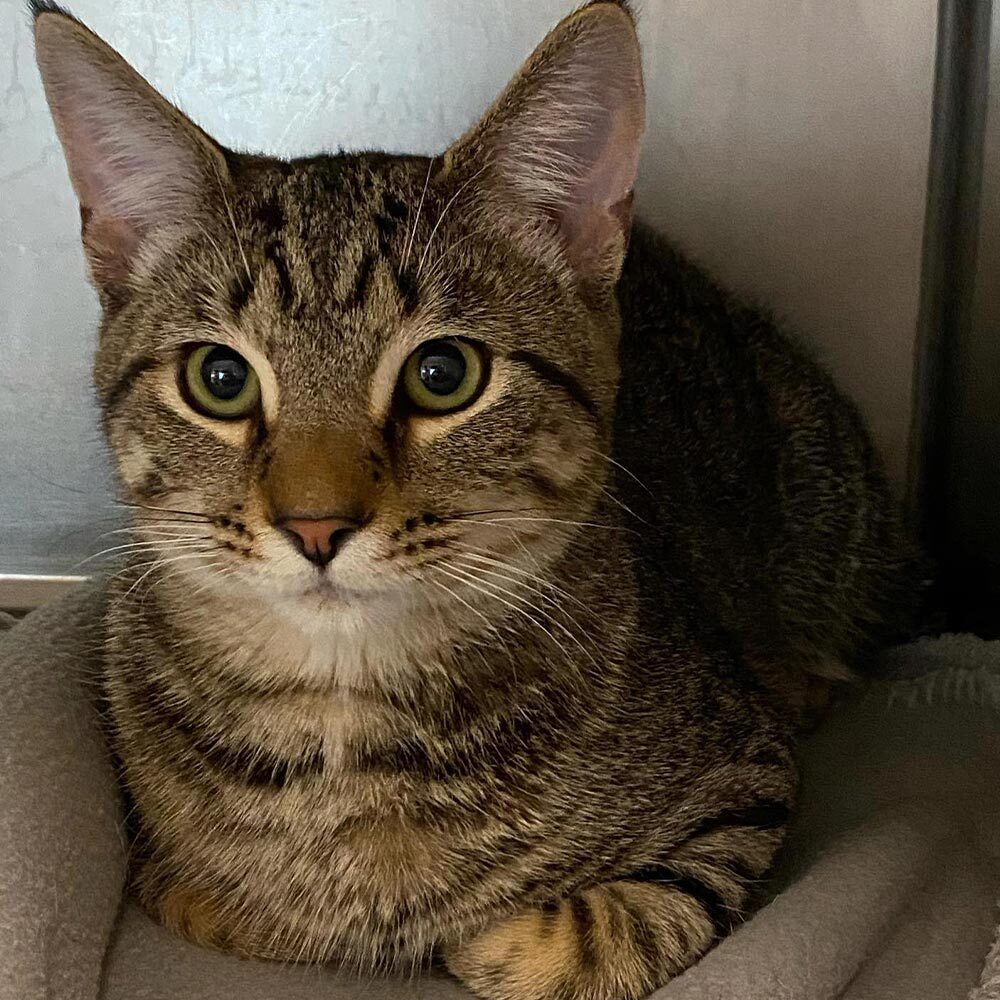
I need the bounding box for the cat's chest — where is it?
[154,675,537,899]
[138,757,492,962]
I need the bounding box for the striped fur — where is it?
[33,2,922,998]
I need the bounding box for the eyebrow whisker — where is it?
[415,164,489,281]
[401,156,435,275]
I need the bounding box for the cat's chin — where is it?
[258,571,406,614]
[188,563,389,615]
[296,577,378,606]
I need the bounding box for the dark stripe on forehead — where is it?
[396,270,420,314]
[265,241,295,311]
[381,192,408,223]
[375,193,408,249]
[256,198,286,234]
[229,196,288,317]
[372,189,420,313]
[104,354,160,413]
[229,270,255,316]
[508,350,598,421]
[341,251,377,311]
[379,193,418,305]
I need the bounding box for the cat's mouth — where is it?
[300,577,368,602]
[284,572,397,609]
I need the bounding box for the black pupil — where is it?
[418,343,466,396]
[201,347,248,400]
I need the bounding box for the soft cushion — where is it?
[2,583,998,1000]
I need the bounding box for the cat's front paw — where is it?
[445,882,714,1000]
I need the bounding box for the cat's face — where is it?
[96,156,619,613]
[34,2,644,634]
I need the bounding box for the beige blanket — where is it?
[1,583,997,1000]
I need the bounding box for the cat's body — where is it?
[33,3,919,999]
[104,220,914,990]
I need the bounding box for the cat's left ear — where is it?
[32,4,231,304]
[444,0,645,290]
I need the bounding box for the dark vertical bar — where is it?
[907,0,993,628]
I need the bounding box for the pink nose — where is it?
[279,516,359,567]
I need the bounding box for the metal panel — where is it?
[912,0,1000,634]
[0,574,87,611]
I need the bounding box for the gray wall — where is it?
[0,0,936,580]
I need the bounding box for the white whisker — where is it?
[401,157,435,274]
[120,550,215,604]
[96,522,213,540]
[72,539,210,571]
[434,563,583,671]
[213,161,252,282]
[415,164,488,280]
[452,514,635,534]
[418,231,477,287]
[577,472,651,525]
[426,571,503,639]
[447,546,597,621]
[445,560,600,668]
[113,500,213,520]
[586,447,655,496]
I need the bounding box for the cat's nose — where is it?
[278,515,359,567]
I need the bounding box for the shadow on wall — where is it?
[637,0,937,485]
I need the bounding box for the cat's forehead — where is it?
[236,155,415,256]
[215,154,443,414]
[230,153,423,324]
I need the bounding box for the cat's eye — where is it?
[183,345,261,419]
[402,339,486,414]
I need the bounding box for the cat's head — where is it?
[33,2,644,631]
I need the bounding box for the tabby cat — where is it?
[32,2,919,998]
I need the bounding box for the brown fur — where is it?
[32,2,921,998]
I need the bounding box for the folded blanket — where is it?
[1,584,997,1000]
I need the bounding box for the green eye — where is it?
[402,338,486,414]
[183,345,260,419]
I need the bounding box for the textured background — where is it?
[0,0,937,575]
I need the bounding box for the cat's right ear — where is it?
[32,3,230,304]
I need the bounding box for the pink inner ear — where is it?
[82,212,141,289]
[55,91,212,234]
[54,96,212,294]
[581,109,645,213]
[557,104,644,247]
[34,11,228,295]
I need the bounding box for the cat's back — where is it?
[614,223,919,673]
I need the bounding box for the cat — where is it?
[32,2,921,999]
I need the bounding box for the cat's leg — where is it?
[445,818,785,1000]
